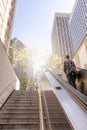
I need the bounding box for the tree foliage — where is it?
[9,44,31,70]
[47,54,62,75]
[8,45,51,90]
[8,44,34,90]
[27,76,38,90]
[19,72,29,90]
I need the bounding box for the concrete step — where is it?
[0,124,39,130]
[0,118,39,124]
[43,107,63,111]
[0,113,39,118]
[4,103,38,108]
[1,109,39,113]
[7,100,39,103]
[2,103,39,108]
[0,129,38,130]
[1,110,39,113]
[11,95,38,97]
[13,91,38,94]
[44,112,66,118]
[10,96,39,98]
[8,98,39,102]
[2,100,39,105]
[50,122,72,130]
[49,117,68,122]
[0,90,40,130]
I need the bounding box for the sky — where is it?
[12,0,76,52]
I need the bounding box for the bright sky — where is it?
[12,0,75,52]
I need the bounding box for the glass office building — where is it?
[69,0,87,53]
[69,0,87,68]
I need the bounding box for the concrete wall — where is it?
[0,41,20,108]
[73,36,87,69]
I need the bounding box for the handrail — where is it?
[38,86,44,130]
[0,90,15,110]
[44,65,87,108]
[0,80,16,96]
[42,91,52,130]
[76,67,87,71]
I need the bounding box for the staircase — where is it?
[0,90,73,130]
[0,90,40,130]
[41,91,73,130]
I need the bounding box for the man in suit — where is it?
[64,55,76,88]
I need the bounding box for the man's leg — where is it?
[71,73,76,88]
[67,74,72,85]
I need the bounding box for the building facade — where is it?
[69,0,87,68]
[51,13,74,61]
[0,0,16,50]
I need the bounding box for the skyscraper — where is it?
[51,13,74,60]
[69,0,87,68]
[0,0,16,50]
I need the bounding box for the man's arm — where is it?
[64,62,66,73]
[71,60,76,68]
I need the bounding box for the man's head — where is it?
[65,55,69,60]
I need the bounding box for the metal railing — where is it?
[76,67,87,71]
[38,86,45,130]
[44,65,87,108]
[0,80,16,96]
[41,91,52,130]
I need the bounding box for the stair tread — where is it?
[0,122,39,124]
